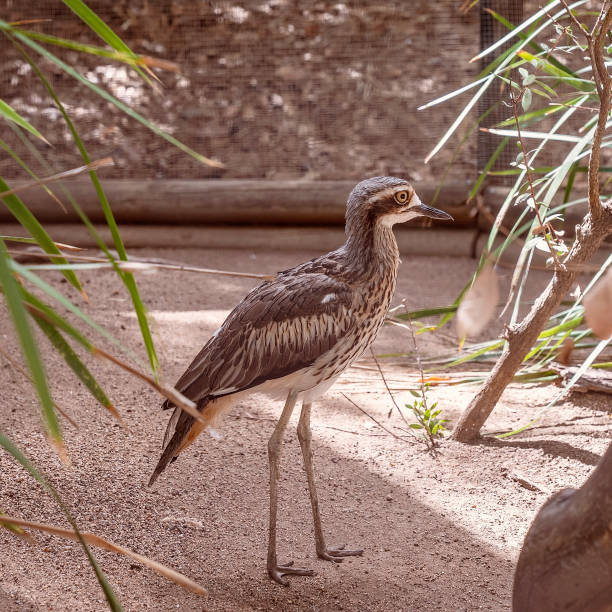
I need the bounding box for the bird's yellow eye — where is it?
[394,190,409,205]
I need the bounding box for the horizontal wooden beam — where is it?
[0,179,475,227]
[0,223,481,257]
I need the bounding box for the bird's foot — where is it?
[317,544,364,563]
[268,560,314,586]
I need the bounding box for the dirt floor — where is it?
[1,236,611,611]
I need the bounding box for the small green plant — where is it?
[409,396,447,448]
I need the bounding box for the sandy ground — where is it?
[1,238,610,611]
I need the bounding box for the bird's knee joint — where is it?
[268,436,280,457]
[296,423,308,443]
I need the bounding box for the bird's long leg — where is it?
[267,390,314,585]
[297,401,364,562]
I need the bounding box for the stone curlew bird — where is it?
[149,176,452,584]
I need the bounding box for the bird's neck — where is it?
[343,218,400,279]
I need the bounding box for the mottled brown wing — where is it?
[149,271,355,485]
[171,271,355,403]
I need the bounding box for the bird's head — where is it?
[346,176,453,231]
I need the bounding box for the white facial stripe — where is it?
[366,185,412,205]
[380,193,423,227]
[380,209,421,227]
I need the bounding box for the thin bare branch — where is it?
[369,348,410,426]
[0,515,207,596]
[559,0,590,39]
[340,393,418,443]
[6,249,275,281]
[91,346,205,425]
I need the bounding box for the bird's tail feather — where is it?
[149,394,237,486]
[149,398,210,486]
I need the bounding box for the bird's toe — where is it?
[268,561,315,585]
[318,544,364,562]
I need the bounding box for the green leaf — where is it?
[486,7,578,78]
[32,315,117,418]
[19,287,93,350]
[88,176,160,377]
[14,29,177,72]
[0,239,60,448]
[442,340,506,369]
[533,79,557,97]
[11,262,143,367]
[6,39,158,376]
[0,98,49,144]
[0,177,84,294]
[61,0,152,86]
[394,305,458,321]
[409,424,424,430]
[517,50,595,92]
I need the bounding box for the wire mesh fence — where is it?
[1,0,487,183]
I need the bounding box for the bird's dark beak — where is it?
[412,200,454,221]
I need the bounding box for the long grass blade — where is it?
[15,29,179,72]
[7,38,159,376]
[481,127,586,142]
[15,258,274,280]
[0,177,84,294]
[0,239,62,454]
[2,236,82,250]
[31,314,120,422]
[0,157,113,199]
[0,98,49,144]
[61,0,154,86]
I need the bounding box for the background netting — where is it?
[1,1,536,183]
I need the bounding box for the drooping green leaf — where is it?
[13,29,178,72]
[32,314,117,419]
[0,98,49,144]
[6,37,158,376]
[0,177,83,293]
[12,262,144,367]
[0,239,60,448]
[61,0,152,86]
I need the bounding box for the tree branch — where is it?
[586,3,612,219]
[451,213,612,442]
[451,2,612,442]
